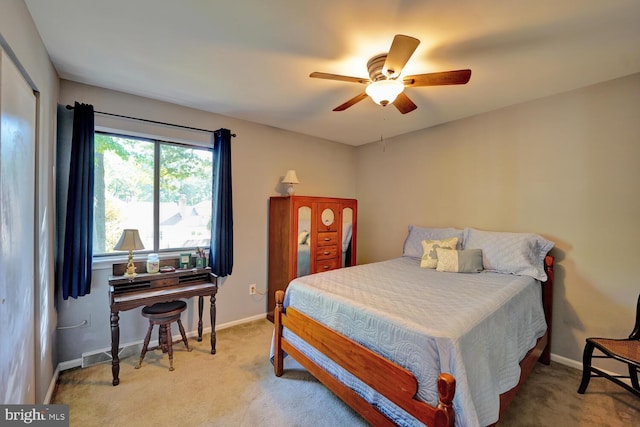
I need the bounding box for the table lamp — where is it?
[114,229,145,277]
[282,169,300,195]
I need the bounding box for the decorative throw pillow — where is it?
[435,248,484,273]
[403,225,464,259]
[420,237,459,268]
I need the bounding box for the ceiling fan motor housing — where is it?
[367,54,390,81]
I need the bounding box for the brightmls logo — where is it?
[1,405,68,426]
[4,407,47,424]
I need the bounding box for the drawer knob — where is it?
[323,251,330,255]
[323,265,330,269]
[324,237,331,241]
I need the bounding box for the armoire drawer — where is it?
[315,258,339,272]
[316,245,338,260]
[317,231,338,246]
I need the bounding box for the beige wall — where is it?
[1,0,60,403]
[56,80,356,361]
[355,73,640,365]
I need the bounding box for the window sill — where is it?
[92,251,193,272]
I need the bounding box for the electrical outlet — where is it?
[249,284,257,295]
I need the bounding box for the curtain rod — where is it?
[65,104,236,137]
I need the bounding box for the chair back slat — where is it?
[630,294,640,340]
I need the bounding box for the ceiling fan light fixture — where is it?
[366,79,404,106]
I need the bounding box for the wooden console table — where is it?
[108,259,217,386]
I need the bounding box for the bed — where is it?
[272,226,555,427]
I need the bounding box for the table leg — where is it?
[210,293,217,354]
[110,311,120,386]
[197,296,204,342]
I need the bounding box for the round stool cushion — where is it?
[142,300,187,316]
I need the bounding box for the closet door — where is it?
[0,48,37,403]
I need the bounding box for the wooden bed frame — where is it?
[273,255,554,427]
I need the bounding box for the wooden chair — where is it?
[578,294,640,397]
[135,300,191,371]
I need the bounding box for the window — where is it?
[93,132,213,256]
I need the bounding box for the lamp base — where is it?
[286,185,295,195]
[124,251,137,278]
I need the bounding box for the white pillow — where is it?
[462,228,554,281]
[403,225,463,259]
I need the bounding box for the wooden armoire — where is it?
[267,196,357,321]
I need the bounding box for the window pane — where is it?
[94,134,154,255]
[94,133,213,256]
[158,144,213,250]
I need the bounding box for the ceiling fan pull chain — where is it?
[379,108,387,152]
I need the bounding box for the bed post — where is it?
[274,290,285,377]
[540,255,554,365]
[436,373,456,427]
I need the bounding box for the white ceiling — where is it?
[25,0,640,146]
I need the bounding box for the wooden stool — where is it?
[135,300,191,371]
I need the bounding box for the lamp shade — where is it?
[282,170,300,184]
[114,229,145,251]
[365,79,404,106]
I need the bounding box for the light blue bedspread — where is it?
[281,257,547,427]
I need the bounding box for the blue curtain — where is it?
[208,128,233,276]
[61,102,95,299]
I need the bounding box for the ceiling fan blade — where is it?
[382,34,420,78]
[403,69,472,87]
[393,92,417,114]
[333,92,368,111]
[310,72,369,84]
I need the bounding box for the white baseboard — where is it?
[550,353,582,370]
[43,365,61,404]
[550,352,631,385]
[216,313,266,330]
[58,358,82,371]
[56,312,268,372]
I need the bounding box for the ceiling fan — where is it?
[310,34,471,114]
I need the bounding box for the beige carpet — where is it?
[52,319,639,426]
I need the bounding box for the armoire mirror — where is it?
[321,208,335,227]
[296,205,312,277]
[342,207,353,267]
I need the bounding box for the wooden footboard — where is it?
[273,255,554,427]
[273,289,456,427]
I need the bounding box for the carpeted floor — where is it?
[52,319,639,426]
